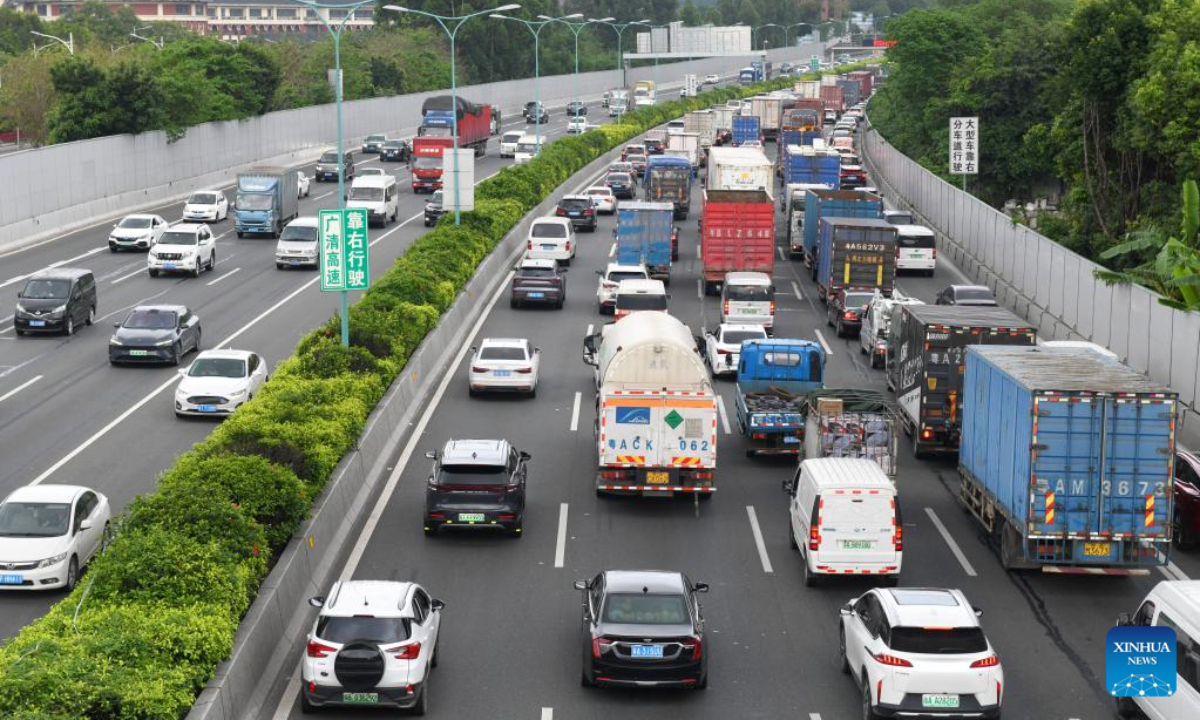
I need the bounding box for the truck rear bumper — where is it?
[1040,566,1151,577]
[596,467,715,495]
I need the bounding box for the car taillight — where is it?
[565,241,572,252]
[584,208,594,216]
[933,248,938,260]
[306,640,336,658]
[810,498,822,550]
[893,521,903,552]
[844,311,857,320]
[970,654,1000,668]
[515,367,533,374]
[921,428,933,440]
[556,208,567,216]
[717,349,730,355]
[527,241,532,250]
[385,642,422,660]
[471,366,487,373]
[870,651,913,667]
[896,247,901,258]
[769,301,775,315]
[592,636,614,658]
[680,636,703,661]
[723,300,730,316]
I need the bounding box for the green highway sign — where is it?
[319,208,370,292]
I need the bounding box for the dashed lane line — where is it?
[924,507,978,577]
[746,505,774,574]
[0,375,43,404]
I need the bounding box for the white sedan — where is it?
[468,338,540,398]
[108,213,168,252]
[0,484,110,591]
[297,172,311,198]
[567,117,589,134]
[182,189,229,223]
[175,349,269,417]
[704,323,768,376]
[584,186,616,214]
[705,73,720,84]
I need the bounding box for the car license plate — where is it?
[647,471,669,485]
[342,692,378,705]
[842,540,874,550]
[783,436,800,444]
[493,370,511,377]
[0,574,23,585]
[541,244,556,251]
[130,349,149,357]
[164,263,176,271]
[1084,542,1111,557]
[198,405,218,413]
[29,320,45,327]
[528,292,544,299]
[457,513,486,523]
[922,695,959,709]
[569,211,580,216]
[289,260,302,266]
[631,644,664,658]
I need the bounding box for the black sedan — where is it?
[424,439,529,537]
[935,284,998,306]
[556,195,597,232]
[567,101,588,117]
[380,139,411,162]
[109,304,201,365]
[424,190,447,227]
[577,570,708,689]
[826,288,877,337]
[510,258,566,309]
[604,172,635,200]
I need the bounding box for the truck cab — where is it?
[735,339,825,456]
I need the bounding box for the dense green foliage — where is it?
[0,70,823,717]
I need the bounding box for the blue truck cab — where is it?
[234,167,299,239]
[735,339,826,456]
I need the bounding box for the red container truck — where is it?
[819,85,845,115]
[700,189,775,295]
[848,70,874,99]
[410,95,497,192]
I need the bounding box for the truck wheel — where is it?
[237,231,244,239]
[911,437,925,460]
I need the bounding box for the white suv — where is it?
[303,580,443,714]
[839,587,1003,720]
[148,224,216,278]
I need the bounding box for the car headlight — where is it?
[37,552,68,568]
[51,304,67,314]
[155,338,174,347]
[229,389,247,398]
[110,337,124,346]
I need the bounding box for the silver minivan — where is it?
[720,272,774,332]
[275,217,319,269]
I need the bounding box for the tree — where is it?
[47,57,164,143]
[1098,180,1200,310]
[680,0,703,26]
[0,6,43,57]
[0,52,56,144]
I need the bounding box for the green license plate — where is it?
[343,692,378,704]
[922,694,959,709]
[129,349,149,356]
[457,513,485,523]
[842,541,874,550]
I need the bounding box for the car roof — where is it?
[502,131,524,138]
[193,349,254,361]
[188,189,223,196]
[168,223,206,233]
[3,484,89,504]
[950,284,991,293]
[604,570,687,594]
[585,186,613,194]
[533,216,572,227]
[352,175,394,188]
[480,337,528,348]
[122,213,162,221]
[1151,581,1200,621]
[129,304,187,314]
[382,138,405,144]
[322,580,412,618]
[719,323,768,333]
[878,588,980,628]
[617,278,666,293]
[26,267,91,281]
[287,216,319,228]
[605,263,648,273]
[725,271,771,285]
[560,194,591,202]
[440,439,511,465]
[895,224,934,235]
[519,259,557,270]
[802,458,894,489]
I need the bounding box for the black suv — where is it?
[315,149,355,182]
[511,258,567,309]
[566,101,587,117]
[380,139,411,162]
[524,101,549,124]
[556,195,597,232]
[826,287,878,337]
[424,439,530,537]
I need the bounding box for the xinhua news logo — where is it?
[1106,626,1176,698]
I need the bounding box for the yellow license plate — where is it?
[1083,542,1111,557]
[647,472,669,484]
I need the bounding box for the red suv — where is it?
[1173,450,1200,549]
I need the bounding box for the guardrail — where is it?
[860,117,1200,414]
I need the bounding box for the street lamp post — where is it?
[490,12,582,153]
[383,4,521,226]
[30,30,74,55]
[130,26,165,50]
[588,18,651,121]
[753,23,781,52]
[538,15,608,128]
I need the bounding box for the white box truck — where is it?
[706,146,774,197]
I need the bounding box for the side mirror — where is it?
[839,602,853,616]
[424,450,437,460]
[113,322,121,328]
[535,347,542,353]
[693,582,709,593]
[974,607,984,618]
[595,270,603,276]
[1117,612,1133,627]
[78,519,93,532]
[431,599,446,611]
[15,291,22,299]
[781,480,794,494]
[573,580,589,591]
[520,451,532,461]
[308,596,325,608]
[177,367,188,376]
[468,346,476,354]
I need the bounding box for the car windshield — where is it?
[650,168,690,183]
[531,223,567,239]
[429,191,444,205]
[957,288,995,301]
[608,271,646,284]
[586,189,610,197]
[628,155,647,164]
[367,135,386,142]
[188,358,246,378]
[319,152,339,163]
[517,143,540,154]
[899,233,936,248]
[414,156,440,169]
[437,464,510,486]
[844,292,876,308]
[316,616,409,645]
[479,347,526,361]
[518,267,557,279]
[888,627,988,655]
[188,193,218,205]
[727,285,773,302]
[0,501,71,538]
[602,593,689,625]
[723,330,766,345]
[607,173,631,184]
[118,217,154,229]
[280,225,318,242]
[349,187,384,202]
[124,310,177,329]
[21,279,70,300]
[383,141,404,148]
[561,198,591,211]
[158,230,198,246]
[504,133,523,143]
[618,294,667,311]
[887,212,913,225]
[236,194,274,211]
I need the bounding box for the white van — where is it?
[275,216,319,269]
[782,457,902,587]
[346,175,397,227]
[514,134,542,165]
[499,130,524,158]
[1115,581,1200,720]
[894,224,937,275]
[526,218,575,265]
[720,272,774,332]
[614,278,668,320]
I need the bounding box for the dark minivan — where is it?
[14,268,97,336]
[424,439,530,537]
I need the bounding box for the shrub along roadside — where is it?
[0,68,861,717]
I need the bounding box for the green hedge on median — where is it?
[0,70,830,718]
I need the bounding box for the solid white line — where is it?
[570,392,582,432]
[1155,548,1191,581]
[791,280,804,301]
[555,503,569,568]
[696,277,703,299]
[110,266,146,285]
[0,375,43,403]
[716,395,732,435]
[924,507,978,577]
[746,505,773,574]
[312,189,336,201]
[205,267,241,286]
[814,328,833,355]
[810,714,822,720]
[541,709,553,720]
[776,246,785,261]
[608,242,615,258]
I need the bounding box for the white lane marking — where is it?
[110,266,147,285]
[0,375,43,403]
[776,246,785,261]
[696,277,702,299]
[716,395,732,435]
[746,505,773,574]
[1155,549,1191,581]
[810,715,822,720]
[542,709,553,720]
[555,503,569,568]
[924,507,978,577]
[608,242,615,258]
[48,246,106,268]
[586,323,593,337]
[206,267,242,286]
[791,280,804,301]
[814,328,833,355]
[570,392,582,432]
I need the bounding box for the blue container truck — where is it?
[735,339,825,456]
[802,189,882,271]
[815,217,897,302]
[783,146,842,188]
[959,345,1177,574]
[234,166,299,239]
[644,155,693,219]
[732,116,761,146]
[615,201,674,283]
[738,67,757,86]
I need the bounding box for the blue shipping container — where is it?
[732,116,760,146]
[960,345,1176,571]
[784,148,841,188]
[802,189,882,260]
[616,201,674,271]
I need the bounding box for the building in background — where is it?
[636,23,751,56]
